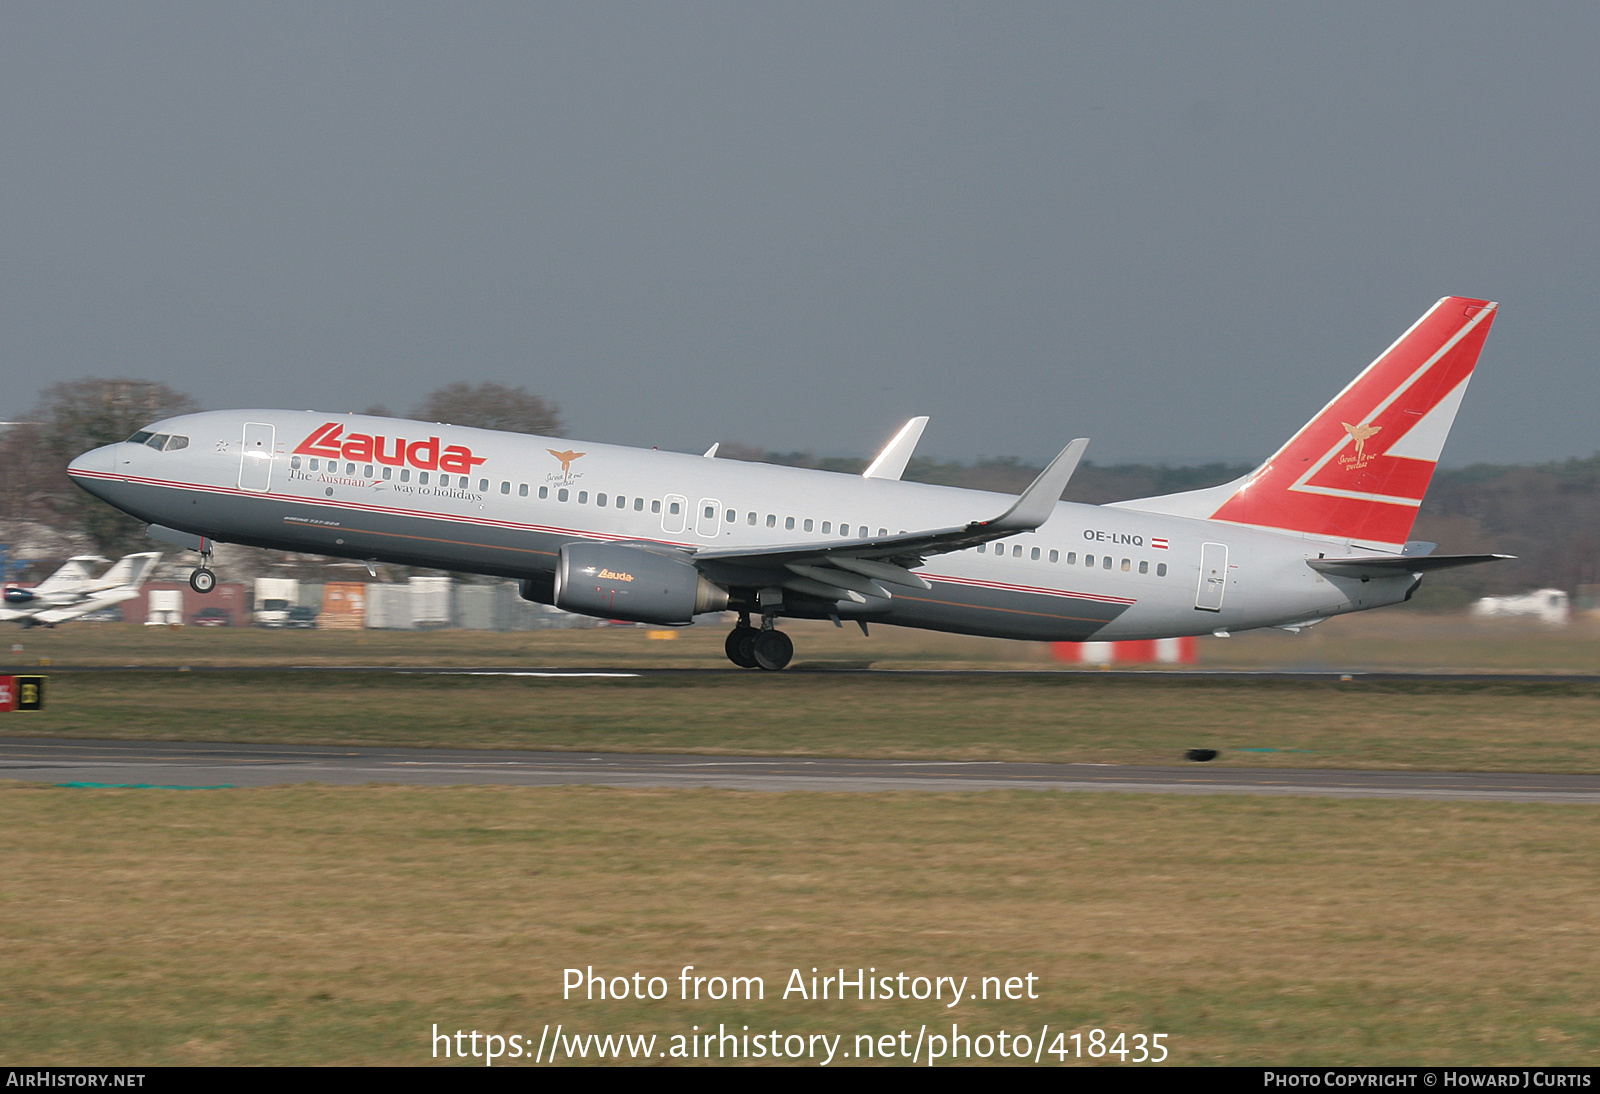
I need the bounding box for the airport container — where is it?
[364,584,414,630]
[410,576,453,629]
[455,584,499,630]
[321,583,367,630]
[145,589,184,625]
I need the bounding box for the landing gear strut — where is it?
[725,614,794,671]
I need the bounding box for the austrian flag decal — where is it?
[1151,538,1169,550]
[294,423,486,474]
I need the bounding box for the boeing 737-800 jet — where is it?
[67,297,1507,669]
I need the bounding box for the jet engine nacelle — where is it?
[3,587,36,604]
[554,543,729,625]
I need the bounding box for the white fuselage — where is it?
[67,410,1413,641]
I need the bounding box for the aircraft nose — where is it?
[68,444,116,478]
[66,441,116,486]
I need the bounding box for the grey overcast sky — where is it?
[3,4,1596,466]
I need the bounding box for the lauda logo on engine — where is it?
[294,423,487,474]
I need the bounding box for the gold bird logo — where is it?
[547,448,586,481]
[1341,422,1382,464]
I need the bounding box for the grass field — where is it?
[6,671,1600,773]
[2,782,1596,1066]
[5,613,1598,1067]
[4,611,1599,672]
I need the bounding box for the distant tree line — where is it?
[4,377,1595,599]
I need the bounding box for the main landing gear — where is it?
[725,615,793,671]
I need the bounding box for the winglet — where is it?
[977,438,1088,533]
[702,443,719,459]
[862,417,929,480]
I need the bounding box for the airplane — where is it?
[1,551,163,627]
[65,296,1508,669]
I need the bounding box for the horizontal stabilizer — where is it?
[1307,553,1514,579]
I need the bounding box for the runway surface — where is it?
[3,737,1597,803]
[7,664,1600,683]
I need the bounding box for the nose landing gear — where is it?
[724,615,794,671]
[189,546,217,594]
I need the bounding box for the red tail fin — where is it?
[1207,297,1497,549]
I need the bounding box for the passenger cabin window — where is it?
[1103,556,1113,569]
[519,484,528,497]
[1085,554,1094,566]
[401,469,411,482]
[1049,550,1059,563]
[804,519,813,531]
[479,478,490,492]
[747,512,756,526]
[501,481,510,494]
[786,517,795,530]
[705,505,717,520]
[1121,558,1130,571]
[669,501,680,515]
[383,467,392,480]
[1013,545,1022,558]
[725,509,736,523]
[538,486,548,499]
[1157,563,1167,577]
[767,514,776,528]
[346,463,355,475]
[578,491,588,503]
[1031,547,1041,560]
[420,472,430,485]
[1066,552,1076,564]
[652,500,661,514]
[558,488,569,502]
[822,522,831,534]
[977,544,986,554]
[1138,560,1148,574]
[291,456,302,470]
[634,498,644,511]
[597,493,608,506]
[616,496,625,508]
[364,464,374,478]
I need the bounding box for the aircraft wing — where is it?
[31,588,143,625]
[688,439,1088,602]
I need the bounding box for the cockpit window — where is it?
[164,435,189,451]
[146,434,170,450]
[127,431,154,444]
